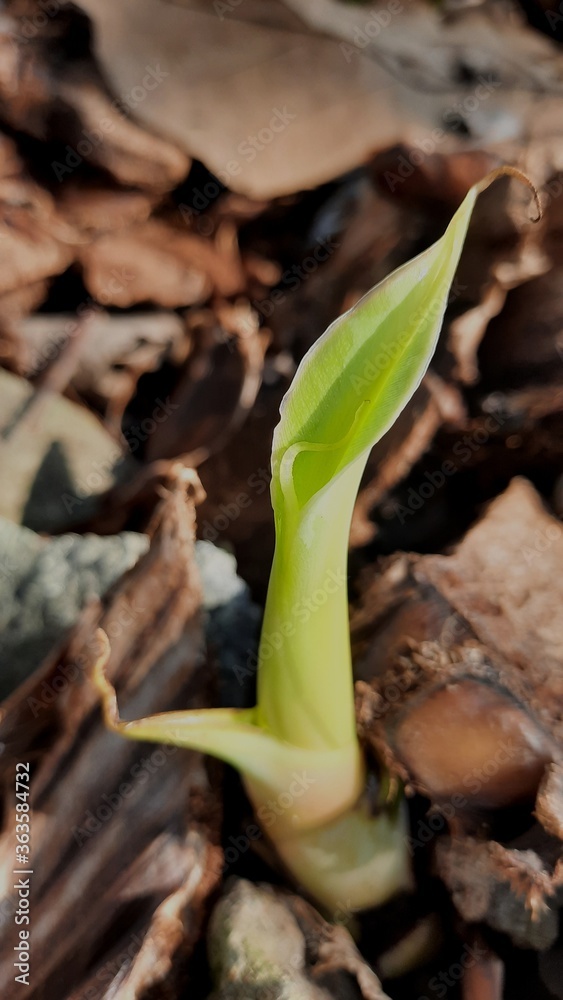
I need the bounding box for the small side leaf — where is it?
[91,631,364,831]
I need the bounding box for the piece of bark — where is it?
[356,478,563,741]
[435,838,559,950]
[0,471,222,999]
[353,478,563,946]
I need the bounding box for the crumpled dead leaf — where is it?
[54,180,156,236]
[351,376,463,547]
[141,303,268,466]
[536,763,563,841]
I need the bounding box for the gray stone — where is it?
[0,518,149,696]
[207,879,334,1000]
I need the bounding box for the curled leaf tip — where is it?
[91,629,123,735]
[477,165,542,223]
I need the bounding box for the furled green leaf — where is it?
[257,168,537,752]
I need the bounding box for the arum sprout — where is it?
[93,168,537,915]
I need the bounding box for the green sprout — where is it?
[93,168,536,915]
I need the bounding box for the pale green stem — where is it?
[257,455,365,752]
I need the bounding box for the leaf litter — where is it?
[0,0,562,997]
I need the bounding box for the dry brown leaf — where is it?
[421,478,563,699]
[351,379,457,547]
[536,763,563,840]
[0,6,189,192]
[371,146,501,209]
[76,0,563,198]
[479,264,563,388]
[78,221,211,309]
[54,181,156,236]
[76,0,413,198]
[20,310,187,430]
[0,175,76,298]
[140,304,268,466]
[0,368,137,531]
